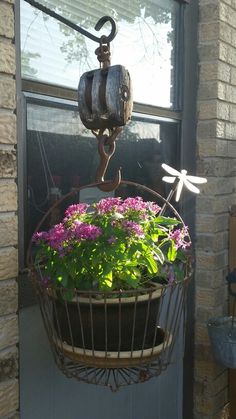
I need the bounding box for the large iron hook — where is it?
[95,128,122,192]
[23,0,117,44]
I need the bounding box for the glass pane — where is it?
[21,0,180,107]
[26,99,180,256]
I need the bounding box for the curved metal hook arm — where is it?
[95,16,117,43]
[23,0,117,44]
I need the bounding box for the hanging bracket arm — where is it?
[23,0,117,44]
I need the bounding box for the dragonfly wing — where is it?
[175,180,184,202]
[184,179,200,194]
[162,163,180,177]
[162,176,176,184]
[186,175,207,184]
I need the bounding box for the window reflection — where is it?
[26,102,180,255]
[20,0,180,107]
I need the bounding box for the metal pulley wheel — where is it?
[78,64,133,130]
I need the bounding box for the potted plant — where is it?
[32,195,191,359]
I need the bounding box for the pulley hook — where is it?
[95,128,122,192]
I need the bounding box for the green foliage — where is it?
[33,197,191,292]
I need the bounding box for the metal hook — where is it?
[95,16,117,44]
[95,129,122,192]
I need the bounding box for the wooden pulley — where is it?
[78,64,133,130]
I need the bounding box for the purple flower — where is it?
[122,197,160,214]
[169,226,191,249]
[147,202,161,214]
[72,221,102,241]
[107,236,117,244]
[32,231,48,243]
[64,203,89,220]
[123,197,146,212]
[95,197,122,214]
[122,221,144,237]
[47,223,68,251]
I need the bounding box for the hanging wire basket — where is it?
[28,180,191,391]
[207,316,236,369]
[207,272,236,369]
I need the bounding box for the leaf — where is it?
[144,253,158,274]
[118,270,139,288]
[152,246,165,264]
[102,270,113,289]
[131,267,141,278]
[150,233,159,241]
[104,278,113,288]
[154,216,180,226]
[167,240,177,262]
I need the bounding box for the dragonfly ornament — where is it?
[162,163,207,202]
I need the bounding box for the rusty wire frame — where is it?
[33,274,189,391]
[28,181,191,391]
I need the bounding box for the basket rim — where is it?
[53,330,172,368]
[32,270,190,302]
[207,315,236,328]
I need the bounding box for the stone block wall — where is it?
[0,0,19,417]
[195,0,236,417]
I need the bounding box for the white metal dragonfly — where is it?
[162,163,207,202]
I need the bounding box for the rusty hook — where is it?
[95,16,117,44]
[95,128,122,192]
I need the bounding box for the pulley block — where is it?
[78,64,133,130]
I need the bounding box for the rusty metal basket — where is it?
[208,316,236,369]
[28,180,191,390]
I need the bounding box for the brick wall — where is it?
[0,0,19,418]
[194,0,236,417]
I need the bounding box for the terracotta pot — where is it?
[53,288,164,351]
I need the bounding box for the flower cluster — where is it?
[33,196,191,291]
[64,203,89,221]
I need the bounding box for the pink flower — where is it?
[64,203,89,220]
[122,221,144,237]
[107,236,117,244]
[32,231,48,243]
[95,197,122,214]
[72,222,102,241]
[47,223,68,251]
[169,226,191,249]
[146,202,161,213]
[122,197,160,214]
[123,197,147,212]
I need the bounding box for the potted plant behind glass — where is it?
[32,195,191,356]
